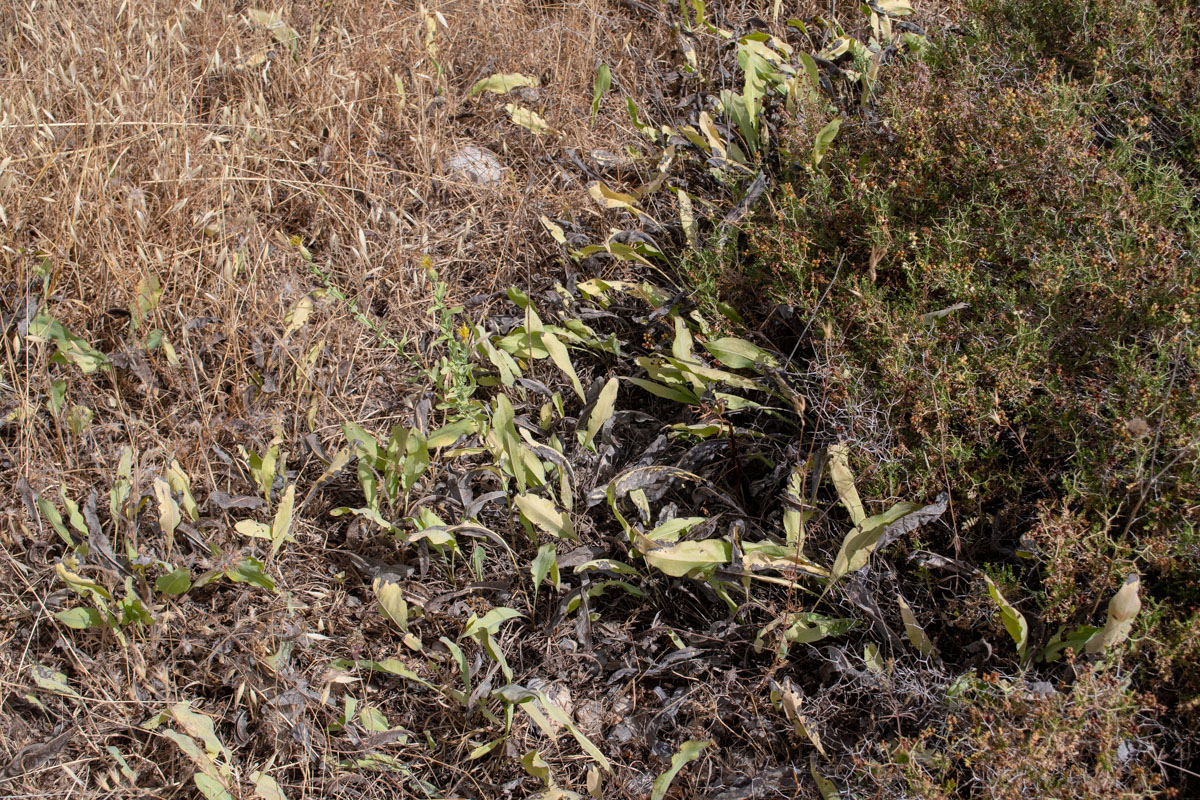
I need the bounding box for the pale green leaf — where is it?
[156,567,192,596]
[153,477,180,551]
[55,606,105,629]
[651,740,708,800]
[812,117,842,166]
[531,543,560,597]
[247,9,299,52]
[624,376,700,404]
[170,702,231,762]
[515,494,576,540]
[1085,573,1141,654]
[462,607,524,638]
[269,484,296,559]
[983,575,1028,659]
[427,418,479,448]
[539,215,568,246]
[194,773,235,800]
[643,539,731,577]
[810,754,840,800]
[703,336,779,370]
[236,519,271,539]
[31,664,81,698]
[830,502,921,580]
[251,771,288,800]
[521,749,551,783]
[591,63,611,119]
[827,444,865,525]
[581,377,619,451]
[783,463,806,548]
[775,678,825,755]
[225,557,275,592]
[542,332,584,400]
[282,295,312,338]
[506,104,555,135]
[359,705,390,732]
[876,0,914,15]
[468,73,537,97]
[374,578,409,632]
[588,182,642,215]
[782,612,855,644]
[898,594,935,657]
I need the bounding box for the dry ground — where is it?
[2,0,1192,798]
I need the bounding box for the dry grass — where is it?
[0,1,683,795]
[0,1,796,796]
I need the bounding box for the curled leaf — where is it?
[651,740,708,800]
[1085,573,1141,654]
[591,63,611,119]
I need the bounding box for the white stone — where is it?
[443,146,505,186]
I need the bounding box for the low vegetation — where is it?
[2,0,1196,798]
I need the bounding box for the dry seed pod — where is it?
[1085,573,1141,654]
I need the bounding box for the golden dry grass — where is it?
[0,1,697,795]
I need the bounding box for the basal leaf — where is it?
[225,557,275,592]
[514,494,577,541]
[56,606,106,629]
[983,575,1028,659]
[643,539,731,577]
[153,477,180,552]
[506,104,555,135]
[251,771,288,800]
[462,607,524,638]
[703,336,779,370]
[156,567,192,596]
[588,182,642,215]
[1085,573,1141,654]
[651,740,708,800]
[468,73,537,97]
[830,501,921,581]
[542,332,584,400]
[531,543,560,599]
[374,577,409,632]
[812,117,842,166]
[580,377,619,451]
[269,484,296,559]
[827,444,865,525]
[194,773,235,800]
[898,594,935,657]
[591,63,611,119]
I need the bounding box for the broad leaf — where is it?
[812,117,842,166]
[515,494,577,541]
[580,377,619,451]
[506,104,555,135]
[643,539,731,577]
[468,73,537,97]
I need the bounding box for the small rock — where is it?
[527,678,572,735]
[591,148,630,170]
[443,145,505,186]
